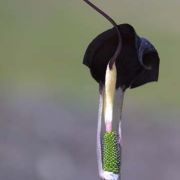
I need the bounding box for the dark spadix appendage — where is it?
[83,24,160,89]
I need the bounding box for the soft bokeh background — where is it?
[0,0,180,179]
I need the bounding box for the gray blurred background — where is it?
[0,0,180,180]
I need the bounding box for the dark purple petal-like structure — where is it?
[83,24,160,89]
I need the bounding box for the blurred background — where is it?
[0,0,180,179]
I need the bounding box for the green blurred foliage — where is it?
[0,0,179,114]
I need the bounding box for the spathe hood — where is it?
[83,23,160,89]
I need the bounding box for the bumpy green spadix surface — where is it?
[103,131,120,174]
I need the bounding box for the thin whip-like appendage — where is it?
[83,0,122,69]
[97,84,104,178]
